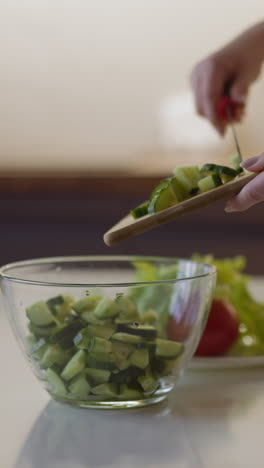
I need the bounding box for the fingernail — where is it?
[241,156,259,168]
[225,203,235,213]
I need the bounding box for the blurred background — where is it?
[0,1,264,272]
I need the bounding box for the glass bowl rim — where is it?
[0,255,217,288]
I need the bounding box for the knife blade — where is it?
[218,95,243,164]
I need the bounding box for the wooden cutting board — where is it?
[104,172,256,246]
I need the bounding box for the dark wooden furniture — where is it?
[0,171,263,274]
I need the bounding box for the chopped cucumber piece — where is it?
[173,167,199,193]
[110,366,145,384]
[39,344,70,369]
[28,322,58,338]
[87,352,118,371]
[26,301,55,327]
[72,296,101,314]
[111,341,134,360]
[198,173,222,193]
[141,309,158,324]
[94,297,120,319]
[138,367,158,393]
[116,297,139,321]
[49,320,85,349]
[149,178,170,201]
[85,368,111,385]
[75,334,112,353]
[201,163,237,183]
[129,348,149,369]
[116,323,157,340]
[46,295,74,323]
[119,384,143,400]
[85,324,115,340]
[68,374,91,398]
[155,339,184,359]
[30,338,48,360]
[61,349,86,381]
[25,334,37,349]
[111,332,145,345]
[91,383,118,398]
[130,202,150,219]
[46,368,67,396]
[231,153,243,174]
[148,183,178,214]
[173,166,200,192]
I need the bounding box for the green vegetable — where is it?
[192,254,264,356]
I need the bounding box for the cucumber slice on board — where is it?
[198,173,222,193]
[148,184,178,214]
[130,202,150,219]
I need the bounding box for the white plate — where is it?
[189,277,264,370]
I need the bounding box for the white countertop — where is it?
[1,278,264,468]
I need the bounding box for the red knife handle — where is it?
[218,96,238,120]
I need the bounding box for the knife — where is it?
[218,95,243,164]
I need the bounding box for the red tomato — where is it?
[195,298,239,356]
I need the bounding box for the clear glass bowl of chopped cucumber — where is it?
[0,256,216,409]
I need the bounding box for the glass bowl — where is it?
[0,255,216,409]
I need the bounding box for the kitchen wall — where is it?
[1,1,264,173]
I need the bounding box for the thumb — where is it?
[230,78,250,103]
[225,172,264,212]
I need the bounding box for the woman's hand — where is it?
[191,22,264,135]
[225,154,264,212]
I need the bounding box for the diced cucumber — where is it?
[116,323,157,340]
[72,296,101,314]
[85,368,111,385]
[46,368,67,396]
[149,178,171,201]
[129,348,149,369]
[119,384,143,400]
[111,332,145,345]
[173,166,201,191]
[91,383,118,398]
[138,367,158,393]
[28,322,58,338]
[231,153,243,174]
[75,334,112,353]
[47,295,74,323]
[25,334,37,349]
[198,173,222,193]
[68,374,91,398]
[116,297,139,321]
[111,341,134,360]
[94,297,120,319]
[110,366,145,384]
[85,324,115,340]
[30,338,48,360]
[39,344,70,369]
[87,352,117,371]
[172,166,199,193]
[49,320,85,349]
[61,349,86,381]
[26,301,56,327]
[148,183,178,214]
[155,339,184,359]
[201,163,237,183]
[141,309,158,325]
[81,311,108,325]
[130,201,150,219]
